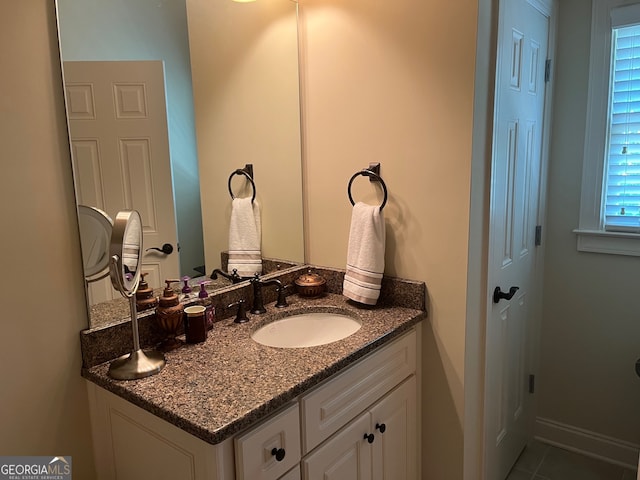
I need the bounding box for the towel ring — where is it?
[228,168,256,203]
[347,169,388,211]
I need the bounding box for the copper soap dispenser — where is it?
[156,279,183,351]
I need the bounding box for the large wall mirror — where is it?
[57,0,305,328]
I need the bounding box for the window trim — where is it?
[575,0,640,255]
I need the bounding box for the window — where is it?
[576,1,640,255]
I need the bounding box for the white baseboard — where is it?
[535,417,639,470]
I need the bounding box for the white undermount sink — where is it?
[251,312,362,348]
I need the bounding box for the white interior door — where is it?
[485,1,551,478]
[64,60,180,304]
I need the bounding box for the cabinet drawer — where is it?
[235,403,301,480]
[300,329,416,452]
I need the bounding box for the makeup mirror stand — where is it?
[107,210,165,380]
[108,290,166,380]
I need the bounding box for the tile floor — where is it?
[506,440,637,480]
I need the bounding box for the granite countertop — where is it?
[82,292,426,445]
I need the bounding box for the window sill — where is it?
[573,229,640,256]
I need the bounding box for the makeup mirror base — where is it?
[108,349,166,380]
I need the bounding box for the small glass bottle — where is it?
[197,281,215,330]
[180,276,195,302]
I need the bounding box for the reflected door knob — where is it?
[146,243,174,255]
[493,286,519,303]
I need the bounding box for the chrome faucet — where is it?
[250,274,287,314]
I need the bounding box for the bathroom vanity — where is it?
[81,269,426,480]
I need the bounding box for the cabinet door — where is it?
[86,383,234,480]
[370,376,417,480]
[302,413,372,480]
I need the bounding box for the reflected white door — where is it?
[485,1,551,479]
[65,60,180,303]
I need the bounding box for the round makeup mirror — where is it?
[78,205,113,282]
[109,210,143,296]
[108,210,165,380]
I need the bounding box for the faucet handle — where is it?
[228,299,249,323]
[230,269,242,283]
[210,268,242,283]
[275,284,290,308]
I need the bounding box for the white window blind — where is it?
[606,23,640,231]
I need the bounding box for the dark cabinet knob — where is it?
[493,286,519,303]
[271,447,285,462]
[363,433,375,444]
[375,423,386,433]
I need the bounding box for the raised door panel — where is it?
[370,376,417,480]
[302,413,372,480]
[110,410,198,480]
[86,382,234,480]
[300,330,416,452]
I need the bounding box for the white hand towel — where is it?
[343,202,386,305]
[228,197,262,278]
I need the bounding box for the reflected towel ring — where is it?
[347,169,388,211]
[228,168,256,203]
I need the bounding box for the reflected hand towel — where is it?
[228,197,262,277]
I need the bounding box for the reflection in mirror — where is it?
[78,205,113,281]
[56,0,305,328]
[189,0,304,272]
[59,0,201,309]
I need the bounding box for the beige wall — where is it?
[539,0,640,450]
[300,1,479,477]
[0,1,95,478]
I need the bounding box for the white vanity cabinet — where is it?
[302,377,416,480]
[87,327,419,480]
